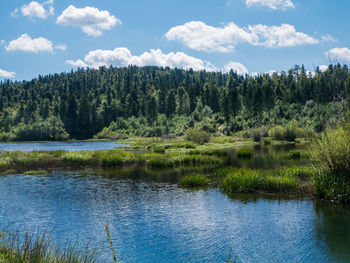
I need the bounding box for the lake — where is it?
[0,141,127,152]
[0,168,349,263]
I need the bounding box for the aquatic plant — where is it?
[179,174,210,188]
[218,167,310,194]
[153,146,166,154]
[105,224,117,263]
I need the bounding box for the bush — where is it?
[179,174,210,188]
[236,148,254,159]
[24,170,48,175]
[287,150,301,160]
[185,128,211,145]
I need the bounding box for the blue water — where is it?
[0,141,127,152]
[0,170,349,263]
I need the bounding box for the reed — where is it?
[236,148,254,159]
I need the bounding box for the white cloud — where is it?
[321,34,337,43]
[165,21,318,52]
[223,62,248,75]
[66,47,218,71]
[54,43,67,51]
[66,59,89,68]
[248,24,319,47]
[6,34,53,53]
[325,48,350,63]
[56,5,121,37]
[0,69,16,78]
[14,1,54,19]
[245,0,295,10]
[0,40,5,46]
[166,21,255,52]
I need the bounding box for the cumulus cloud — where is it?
[248,24,319,47]
[5,34,53,53]
[245,0,295,10]
[66,48,218,71]
[13,0,54,19]
[223,62,248,75]
[325,48,350,63]
[165,21,318,52]
[0,69,16,78]
[56,5,121,37]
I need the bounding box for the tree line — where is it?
[0,64,349,141]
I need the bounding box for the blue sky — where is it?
[0,0,350,80]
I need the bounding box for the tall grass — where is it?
[310,127,350,202]
[218,166,313,194]
[0,231,97,263]
[179,174,210,188]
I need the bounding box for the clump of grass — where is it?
[179,174,210,188]
[218,167,311,194]
[263,139,272,145]
[98,150,136,167]
[153,146,165,154]
[236,148,254,159]
[24,169,49,175]
[0,231,97,263]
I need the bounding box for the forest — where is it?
[0,64,349,141]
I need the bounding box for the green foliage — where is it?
[185,128,211,144]
[236,148,254,159]
[310,127,350,202]
[179,174,210,188]
[287,150,301,159]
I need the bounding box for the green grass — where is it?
[179,174,210,188]
[218,166,314,194]
[0,231,97,263]
[24,170,49,175]
[236,148,254,159]
[0,169,17,175]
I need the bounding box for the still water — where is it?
[0,141,127,152]
[0,169,349,263]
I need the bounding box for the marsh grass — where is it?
[218,166,314,194]
[0,231,97,263]
[310,127,350,202]
[179,174,210,188]
[236,148,254,159]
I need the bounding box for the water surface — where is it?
[0,170,349,263]
[0,141,127,152]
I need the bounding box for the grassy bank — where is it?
[0,149,225,174]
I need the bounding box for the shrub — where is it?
[185,128,211,145]
[236,148,254,159]
[287,150,301,159]
[179,174,210,188]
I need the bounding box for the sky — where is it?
[0,0,350,80]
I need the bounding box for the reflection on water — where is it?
[314,203,350,263]
[0,141,127,152]
[0,169,349,263]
